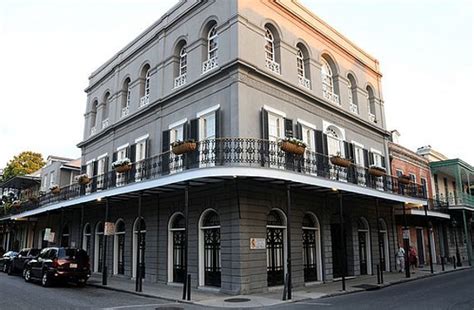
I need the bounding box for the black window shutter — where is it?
[315,130,324,154]
[369,151,374,166]
[381,155,386,168]
[349,143,355,161]
[92,160,98,192]
[112,152,117,164]
[295,123,303,140]
[284,118,293,138]
[261,108,269,140]
[315,130,329,174]
[130,144,137,163]
[190,119,199,141]
[215,108,221,138]
[343,141,350,159]
[81,165,86,174]
[146,139,151,158]
[322,133,328,155]
[162,130,170,175]
[363,149,369,167]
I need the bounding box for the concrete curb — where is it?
[321,267,471,299]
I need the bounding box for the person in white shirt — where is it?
[396,245,405,272]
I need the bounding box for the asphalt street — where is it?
[0,268,473,310]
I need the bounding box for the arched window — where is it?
[264,26,280,74]
[347,74,358,114]
[266,209,287,287]
[366,86,376,122]
[61,224,69,247]
[90,100,98,135]
[321,57,339,105]
[302,213,322,282]
[168,213,186,283]
[121,78,131,118]
[114,219,126,275]
[82,223,91,254]
[357,217,372,275]
[102,92,110,128]
[94,222,104,273]
[326,125,343,157]
[174,43,188,88]
[199,209,221,287]
[297,49,305,78]
[132,218,146,279]
[297,44,311,89]
[202,25,219,73]
[139,65,151,107]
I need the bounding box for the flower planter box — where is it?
[279,141,305,155]
[77,175,91,185]
[115,164,132,174]
[51,187,61,195]
[398,175,411,185]
[368,167,386,177]
[330,156,352,168]
[172,142,197,155]
[28,196,39,204]
[12,201,21,208]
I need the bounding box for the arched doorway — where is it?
[357,217,372,275]
[302,213,322,282]
[61,224,69,247]
[199,209,221,287]
[82,223,91,254]
[378,219,390,272]
[114,219,126,275]
[168,213,185,283]
[266,209,287,287]
[132,218,146,279]
[94,222,104,273]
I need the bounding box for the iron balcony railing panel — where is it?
[2,138,427,217]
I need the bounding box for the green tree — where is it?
[1,151,45,181]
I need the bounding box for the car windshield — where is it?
[4,251,18,257]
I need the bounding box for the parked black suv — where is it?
[24,247,90,287]
[0,251,18,273]
[8,248,40,275]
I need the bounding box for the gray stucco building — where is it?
[0,0,427,296]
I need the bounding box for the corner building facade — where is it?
[1,0,427,295]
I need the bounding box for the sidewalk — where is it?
[88,264,471,308]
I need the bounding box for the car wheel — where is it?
[2,264,8,273]
[41,271,51,287]
[24,268,32,282]
[7,264,13,275]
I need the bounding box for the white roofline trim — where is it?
[2,167,427,221]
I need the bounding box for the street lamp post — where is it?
[452,218,462,267]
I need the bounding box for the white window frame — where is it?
[351,141,364,166]
[297,49,305,78]
[179,46,187,76]
[169,122,185,174]
[264,28,275,62]
[207,26,218,60]
[134,136,148,181]
[370,148,383,167]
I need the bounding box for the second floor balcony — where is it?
[1,138,427,219]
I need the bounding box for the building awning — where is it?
[0,175,40,191]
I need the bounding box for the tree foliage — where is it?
[1,151,45,181]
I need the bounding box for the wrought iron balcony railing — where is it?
[1,138,427,217]
[436,192,474,208]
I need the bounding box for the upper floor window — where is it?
[139,65,151,107]
[321,57,339,105]
[203,24,219,74]
[175,43,187,88]
[121,78,131,118]
[325,126,344,157]
[296,44,311,89]
[102,92,110,129]
[366,86,376,122]
[347,74,358,114]
[90,100,98,135]
[264,26,280,74]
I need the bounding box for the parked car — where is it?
[8,248,40,275]
[0,251,18,272]
[24,247,90,287]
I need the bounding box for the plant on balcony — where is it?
[28,196,39,204]
[12,200,21,208]
[368,165,386,177]
[112,158,132,173]
[171,140,197,155]
[330,152,352,168]
[49,184,61,195]
[398,174,411,185]
[278,138,306,156]
[75,173,92,185]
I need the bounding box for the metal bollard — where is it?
[376,264,381,284]
[182,274,187,300]
[282,273,288,301]
[453,256,457,269]
[187,274,191,301]
[441,256,445,272]
[380,265,384,284]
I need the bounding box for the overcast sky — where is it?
[0,0,472,168]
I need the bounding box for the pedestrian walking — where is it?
[409,246,418,273]
[396,245,405,272]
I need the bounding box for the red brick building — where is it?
[389,141,450,267]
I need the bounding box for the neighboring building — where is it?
[388,140,450,268]
[417,146,474,265]
[0,1,427,295]
[39,156,81,193]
